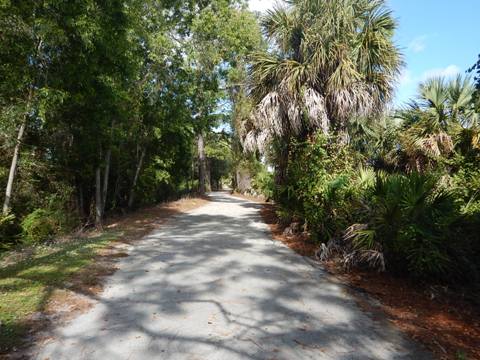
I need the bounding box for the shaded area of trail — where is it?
[33,192,432,359]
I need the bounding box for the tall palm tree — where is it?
[241,0,402,152]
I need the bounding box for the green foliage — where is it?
[272,113,480,283]
[21,209,59,244]
[252,167,274,199]
[0,213,18,249]
[279,134,361,241]
[352,173,459,278]
[242,0,402,152]
[0,0,262,243]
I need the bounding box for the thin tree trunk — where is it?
[95,166,103,228]
[101,120,115,214]
[128,148,145,209]
[275,141,290,188]
[197,132,207,195]
[101,148,111,214]
[206,158,211,191]
[2,88,33,215]
[3,38,43,215]
[113,175,121,209]
[191,157,195,192]
[78,183,85,219]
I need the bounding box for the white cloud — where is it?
[248,0,277,13]
[408,35,428,53]
[421,64,460,81]
[395,65,462,105]
[397,69,413,86]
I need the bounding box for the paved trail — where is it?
[34,192,431,360]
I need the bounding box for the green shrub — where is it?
[21,209,60,245]
[279,133,361,241]
[350,172,459,279]
[252,168,274,199]
[0,213,19,250]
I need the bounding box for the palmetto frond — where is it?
[396,75,479,169]
[261,5,302,55]
[449,75,475,113]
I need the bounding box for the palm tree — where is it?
[396,75,478,171]
[241,0,402,153]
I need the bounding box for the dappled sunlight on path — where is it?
[33,192,432,360]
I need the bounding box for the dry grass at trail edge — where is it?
[0,196,209,357]
[259,201,480,360]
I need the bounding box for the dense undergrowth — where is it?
[269,132,480,284]
[1,0,260,250]
[237,0,480,288]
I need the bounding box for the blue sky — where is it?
[248,0,479,106]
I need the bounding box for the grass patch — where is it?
[0,232,119,352]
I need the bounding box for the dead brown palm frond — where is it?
[240,0,402,153]
[397,112,455,172]
[317,223,386,272]
[256,91,285,136]
[256,130,272,153]
[243,130,259,153]
[343,250,386,272]
[303,88,329,133]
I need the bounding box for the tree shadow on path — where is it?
[32,193,433,360]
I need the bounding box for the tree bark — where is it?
[2,38,43,215]
[274,141,290,188]
[2,88,33,215]
[101,148,111,214]
[197,132,207,194]
[101,119,115,214]
[206,158,211,191]
[128,148,145,209]
[95,166,103,228]
[77,183,85,219]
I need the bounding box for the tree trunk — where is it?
[274,142,290,188]
[77,183,85,219]
[101,149,111,214]
[101,119,115,214]
[206,158,211,191]
[2,39,43,214]
[113,175,121,209]
[2,88,33,215]
[2,121,26,215]
[128,148,145,209]
[95,166,103,228]
[197,132,207,195]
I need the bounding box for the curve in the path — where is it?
[33,192,432,360]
